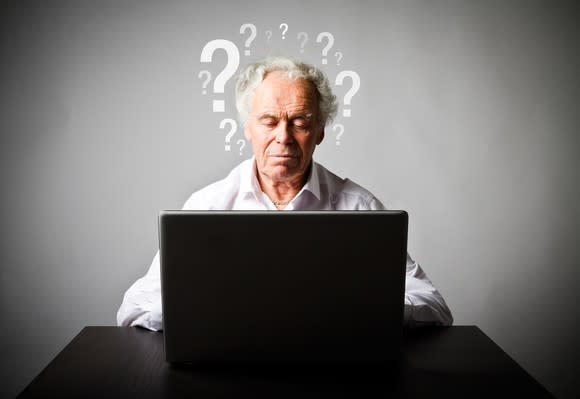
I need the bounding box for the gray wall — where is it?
[1,1,579,397]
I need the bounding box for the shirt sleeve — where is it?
[116,191,211,331]
[116,251,163,331]
[368,196,453,326]
[403,253,453,326]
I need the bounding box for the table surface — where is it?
[17,326,553,398]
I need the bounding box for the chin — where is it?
[271,166,294,176]
[269,166,300,180]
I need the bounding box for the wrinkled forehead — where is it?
[252,71,320,113]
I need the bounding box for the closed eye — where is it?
[292,117,310,129]
[260,117,278,128]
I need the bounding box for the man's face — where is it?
[244,70,324,184]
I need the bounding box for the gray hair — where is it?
[235,56,338,128]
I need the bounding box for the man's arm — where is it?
[404,253,453,326]
[116,180,229,331]
[116,251,163,331]
[367,197,453,326]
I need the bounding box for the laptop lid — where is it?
[159,210,408,366]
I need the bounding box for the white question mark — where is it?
[297,32,308,53]
[197,70,211,95]
[239,23,257,56]
[335,70,360,118]
[316,32,334,65]
[219,118,237,151]
[279,23,289,40]
[334,51,343,66]
[265,30,272,43]
[237,139,246,155]
[200,39,240,113]
[333,124,345,146]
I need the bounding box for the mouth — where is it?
[269,154,298,159]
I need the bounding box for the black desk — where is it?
[18,326,552,398]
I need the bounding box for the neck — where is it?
[256,163,311,206]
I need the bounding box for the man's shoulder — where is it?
[314,162,385,210]
[182,159,251,210]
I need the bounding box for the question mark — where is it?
[279,23,289,40]
[333,124,345,146]
[219,118,237,151]
[335,71,360,118]
[237,139,246,155]
[297,32,308,53]
[198,70,211,95]
[265,30,272,43]
[239,23,257,56]
[316,32,334,65]
[200,39,240,113]
[334,51,343,66]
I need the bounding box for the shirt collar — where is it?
[301,161,321,200]
[239,157,261,199]
[241,157,321,201]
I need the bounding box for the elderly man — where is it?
[117,56,453,330]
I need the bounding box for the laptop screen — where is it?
[160,210,408,365]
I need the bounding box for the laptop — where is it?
[159,210,408,366]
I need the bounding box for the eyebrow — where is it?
[294,113,313,120]
[257,114,277,121]
[257,112,313,121]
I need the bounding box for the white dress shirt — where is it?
[117,158,453,330]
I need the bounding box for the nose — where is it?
[274,121,294,144]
